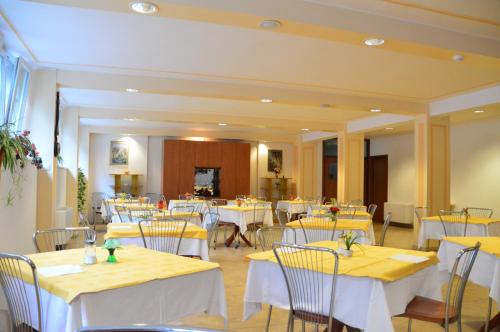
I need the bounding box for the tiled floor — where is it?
[97,223,498,331]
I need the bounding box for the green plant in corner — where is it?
[0,123,43,205]
[77,168,87,213]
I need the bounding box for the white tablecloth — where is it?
[101,203,201,225]
[244,260,446,332]
[23,268,227,331]
[227,200,272,208]
[438,240,500,304]
[217,207,273,234]
[418,219,500,248]
[110,237,209,261]
[285,224,376,245]
[276,201,308,214]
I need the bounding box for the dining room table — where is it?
[168,199,208,214]
[309,209,372,220]
[418,215,500,249]
[438,236,500,332]
[244,241,447,332]
[276,200,311,215]
[19,245,227,331]
[104,222,210,260]
[284,218,376,245]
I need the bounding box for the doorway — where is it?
[364,155,388,223]
[322,139,338,200]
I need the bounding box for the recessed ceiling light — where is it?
[364,38,385,46]
[260,98,273,103]
[129,2,158,14]
[473,110,485,113]
[125,88,139,93]
[301,128,310,131]
[218,123,227,126]
[385,127,394,130]
[124,118,138,121]
[370,108,382,113]
[452,54,464,62]
[259,19,282,29]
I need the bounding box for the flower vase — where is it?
[106,248,117,263]
[338,247,353,257]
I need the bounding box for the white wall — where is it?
[450,119,500,217]
[146,136,164,194]
[370,133,415,204]
[89,134,148,196]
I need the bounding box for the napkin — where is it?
[38,265,83,277]
[390,254,429,264]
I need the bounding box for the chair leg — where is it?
[485,297,492,332]
[407,318,412,332]
[287,312,294,332]
[301,320,305,332]
[265,305,273,332]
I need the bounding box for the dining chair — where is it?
[202,212,220,251]
[256,226,296,332]
[129,208,154,222]
[414,206,428,224]
[339,206,356,219]
[273,243,354,332]
[0,253,42,332]
[379,212,392,246]
[139,219,188,255]
[206,200,233,245]
[349,199,363,206]
[33,227,96,253]
[465,207,493,219]
[275,208,291,226]
[102,199,114,224]
[145,193,165,204]
[170,204,195,220]
[115,205,133,223]
[439,210,469,237]
[247,202,268,249]
[367,204,377,219]
[397,242,481,332]
[298,215,337,244]
[79,211,91,227]
[78,326,222,332]
[91,192,107,222]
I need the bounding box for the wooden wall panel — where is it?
[163,140,250,200]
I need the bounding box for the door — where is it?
[364,155,388,223]
[322,156,337,201]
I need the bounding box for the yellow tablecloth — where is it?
[280,200,306,205]
[24,246,219,303]
[425,216,500,225]
[221,206,269,212]
[105,199,140,205]
[246,241,437,282]
[287,218,371,233]
[126,204,156,211]
[153,211,201,219]
[104,222,207,240]
[444,236,500,258]
[312,209,371,218]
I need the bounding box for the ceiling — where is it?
[1,0,499,140]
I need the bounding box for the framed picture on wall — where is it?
[110,140,129,165]
[267,149,283,172]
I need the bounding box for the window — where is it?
[0,55,30,130]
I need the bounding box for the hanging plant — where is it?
[77,168,87,213]
[0,123,43,205]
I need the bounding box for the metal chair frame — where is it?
[298,215,338,244]
[367,204,377,219]
[247,202,269,249]
[202,212,220,251]
[138,218,188,255]
[0,253,42,332]
[33,227,96,253]
[379,212,392,246]
[465,207,493,219]
[144,193,165,205]
[275,208,291,226]
[170,204,196,220]
[273,243,340,332]
[438,210,469,237]
[91,192,108,226]
[114,205,132,223]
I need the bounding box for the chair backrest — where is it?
[298,215,337,244]
[102,199,114,222]
[379,212,392,246]
[91,192,107,208]
[367,204,377,218]
[252,202,268,223]
[339,206,356,219]
[465,207,493,219]
[0,253,42,332]
[79,212,90,227]
[443,242,480,330]
[273,243,339,332]
[144,193,165,204]
[414,206,428,224]
[129,208,154,222]
[275,208,290,226]
[257,226,295,250]
[349,199,363,206]
[33,227,96,253]
[439,210,468,237]
[138,219,188,255]
[115,205,133,223]
[202,212,220,251]
[171,204,195,217]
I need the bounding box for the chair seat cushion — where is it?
[398,296,457,324]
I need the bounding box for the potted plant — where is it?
[338,231,361,257]
[77,168,87,213]
[0,124,43,205]
[103,239,122,263]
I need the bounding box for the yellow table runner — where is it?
[153,211,201,219]
[169,199,205,204]
[246,241,437,282]
[126,204,156,211]
[221,206,269,212]
[312,209,371,218]
[286,218,371,233]
[104,223,207,240]
[425,216,500,225]
[444,237,500,258]
[105,199,140,205]
[24,246,219,303]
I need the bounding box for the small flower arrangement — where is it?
[338,231,361,257]
[329,206,340,216]
[103,239,122,263]
[273,166,281,178]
